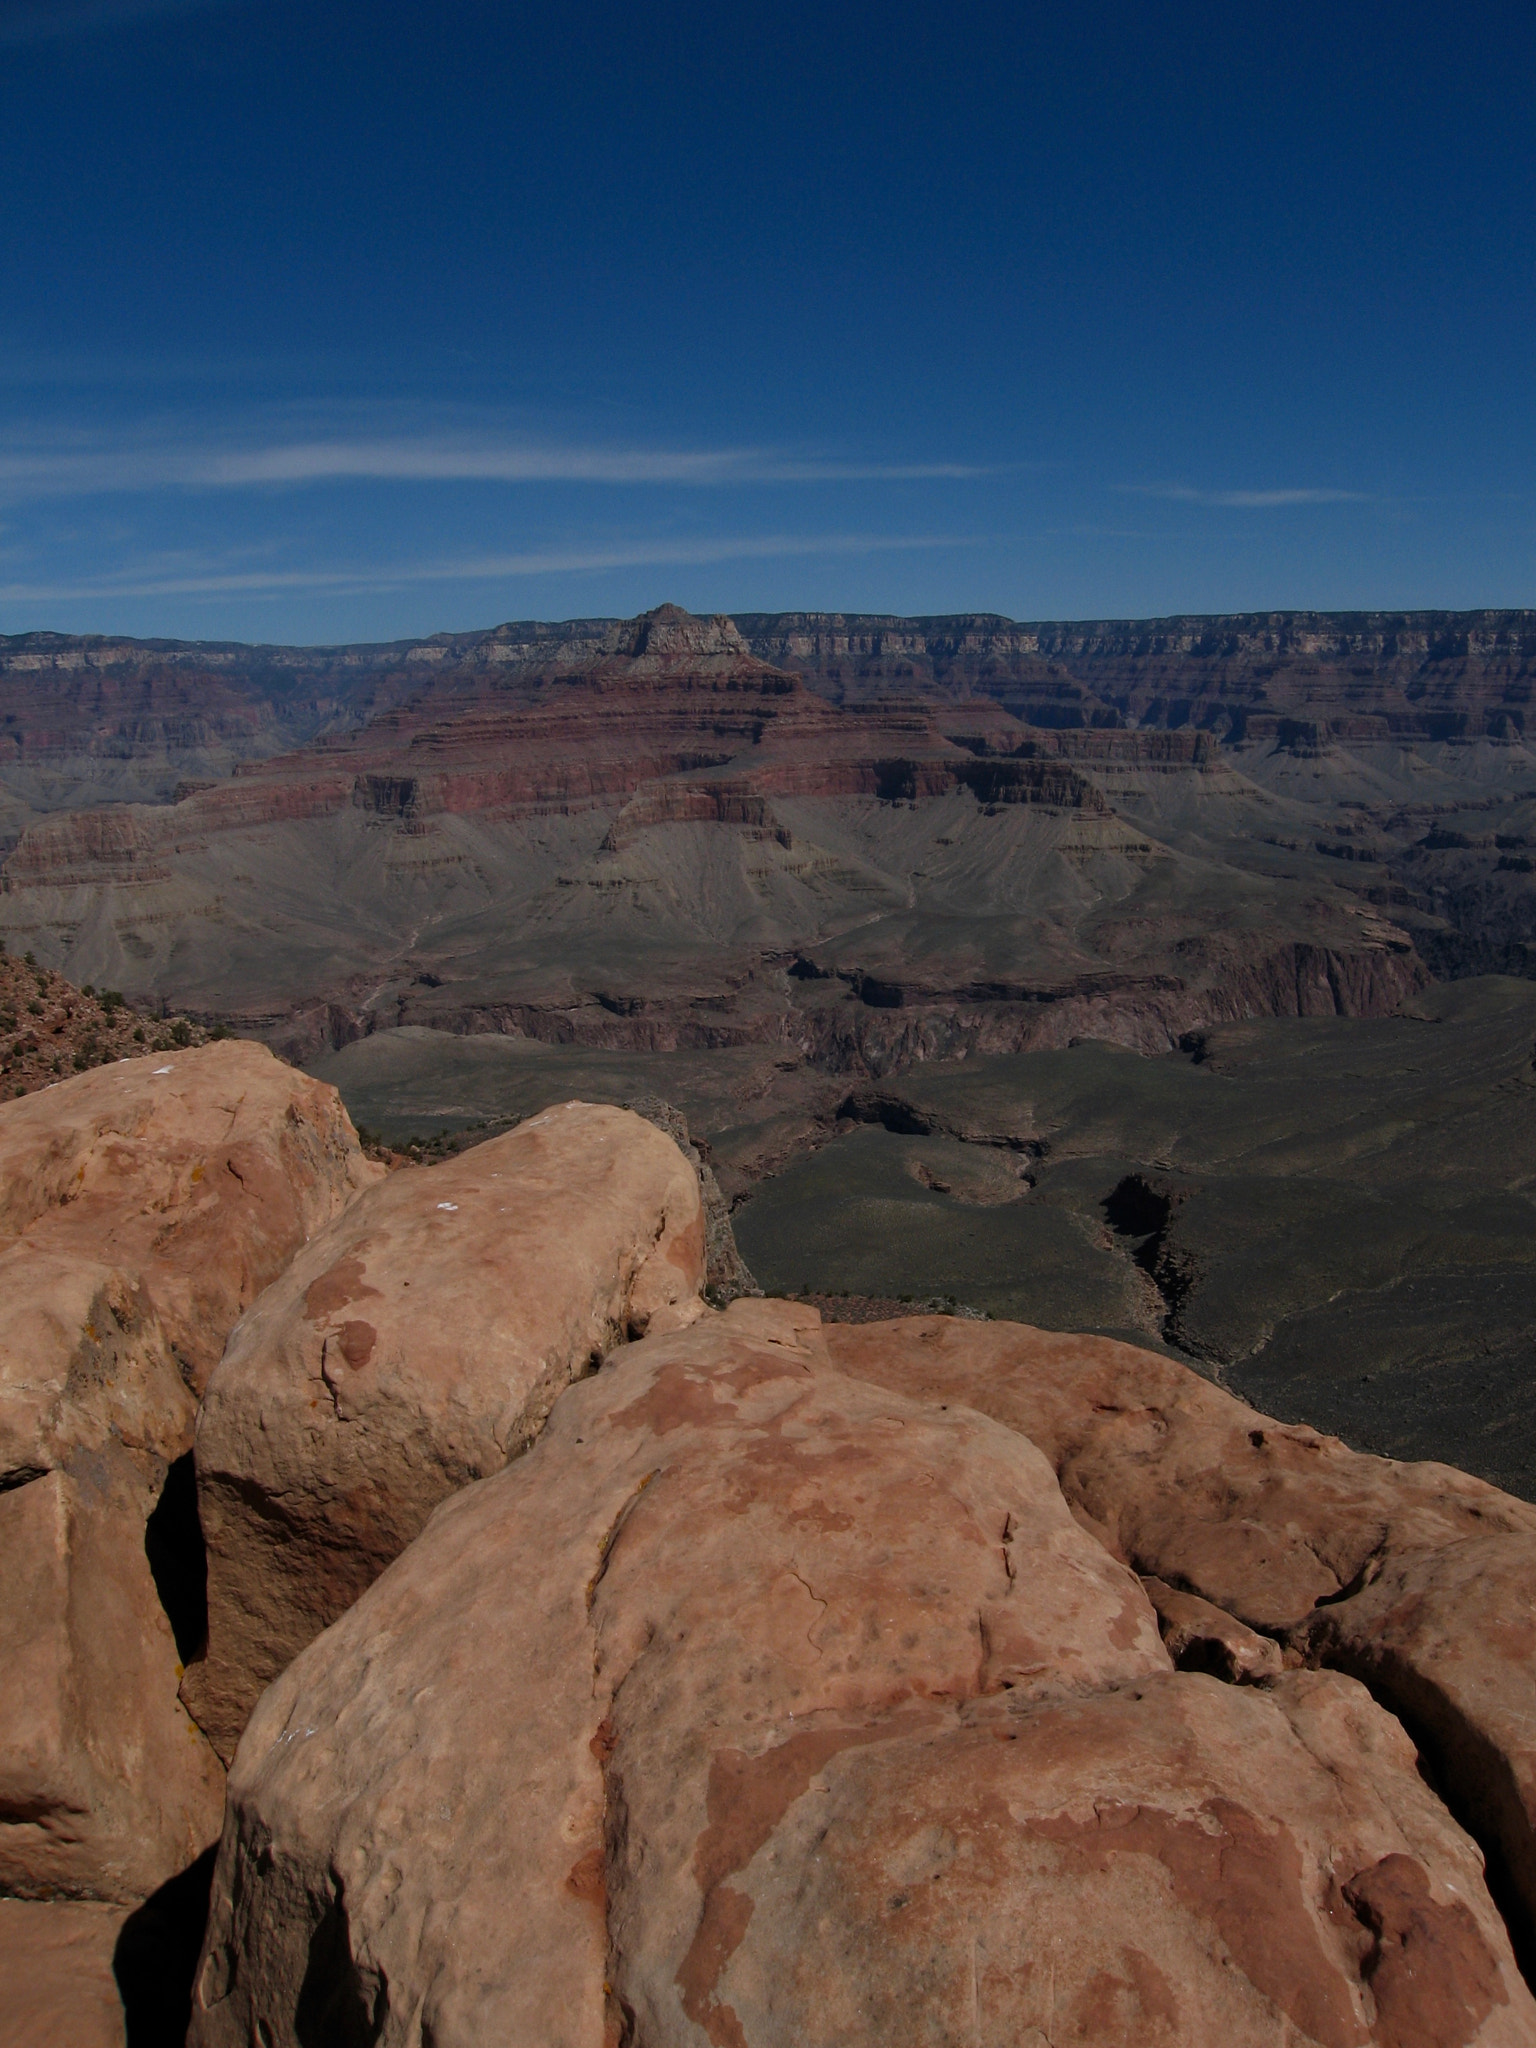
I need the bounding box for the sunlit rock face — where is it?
[0,1041,378,1905]
[185,1100,707,1760]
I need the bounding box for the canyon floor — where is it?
[308,969,1536,1501]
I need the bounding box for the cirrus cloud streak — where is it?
[0,430,997,499]
[1115,482,1370,508]
[0,529,976,605]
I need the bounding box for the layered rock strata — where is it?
[0,607,1432,1069]
[185,1101,708,1760]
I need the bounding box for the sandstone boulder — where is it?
[0,1039,381,1487]
[659,1668,1531,2048]
[0,1454,225,1902]
[0,1897,125,2048]
[823,1317,1536,1631]
[0,1043,377,1904]
[184,1099,708,1761]
[828,1315,1536,1953]
[189,1299,1165,2045]
[189,1301,1533,2047]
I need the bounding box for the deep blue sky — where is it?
[1,0,1532,640]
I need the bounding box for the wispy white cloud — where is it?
[1114,482,1370,508]
[0,530,975,604]
[0,427,996,498]
[205,440,992,487]
[0,0,231,45]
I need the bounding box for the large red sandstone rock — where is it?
[827,1315,1536,1953]
[184,1100,708,1761]
[188,1300,1165,2045]
[188,1302,1533,2047]
[823,1318,1536,1630]
[651,1669,1531,2048]
[0,1897,125,2048]
[0,1043,378,1903]
[0,1039,381,1486]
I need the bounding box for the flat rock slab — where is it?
[0,1897,125,2048]
[185,1099,707,1760]
[189,1302,1534,2047]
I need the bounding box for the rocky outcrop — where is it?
[602,780,795,852]
[0,952,217,1100]
[1307,1538,1536,1958]
[826,1315,1536,1950]
[3,1047,1535,2040]
[185,1101,708,1761]
[189,1299,1536,2047]
[737,609,1536,737]
[0,1043,379,1903]
[189,1300,1157,2046]
[0,1040,381,1489]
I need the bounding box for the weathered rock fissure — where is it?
[1102,1172,1203,1349]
